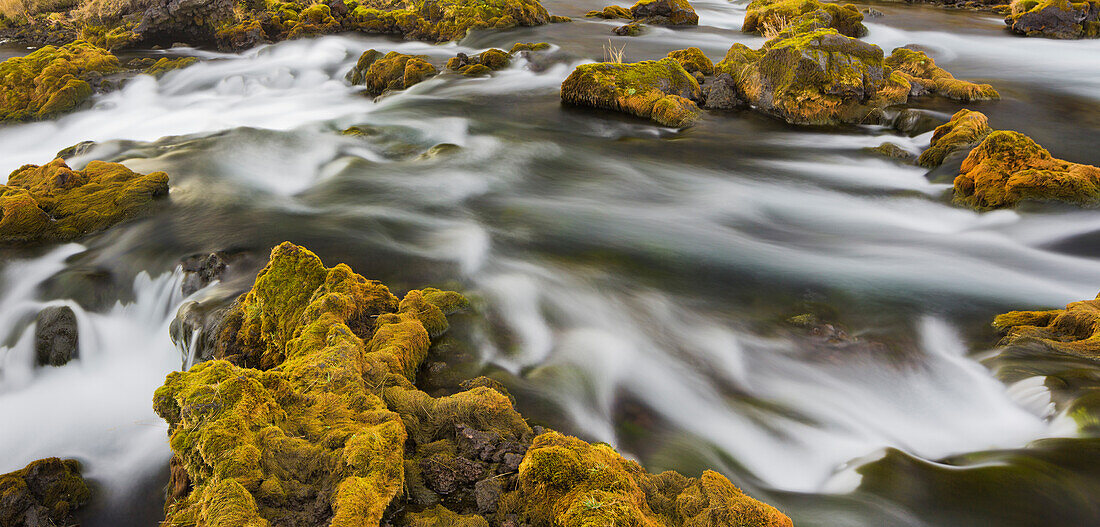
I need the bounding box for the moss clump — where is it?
[884,47,999,101]
[497,431,793,527]
[446,48,510,75]
[561,58,703,127]
[667,47,713,75]
[587,4,633,18]
[714,28,906,125]
[0,40,119,122]
[742,0,867,37]
[143,57,199,77]
[954,130,1100,209]
[0,458,90,527]
[1005,0,1100,39]
[509,41,550,53]
[0,159,169,245]
[917,109,993,168]
[346,50,439,96]
[994,292,1100,358]
[79,25,140,51]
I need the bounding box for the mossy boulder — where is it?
[509,41,550,53]
[629,0,699,24]
[614,21,646,35]
[346,50,439,96]
[496,431,793,527]
[917,109,993,168]
[954,130,1100,209]
[1005,0,1100,39]
[0,458,90,526]
[561,58,703,127]
[447,48,510,75]
[587,4,634,18]
[667,47,714,75]
[714,28,907,125]
[994,292,1100,358]
[143,56,199,77]
[0,40,119,122]
[0,159,170,245]
[884,47,999,101]
[742,0,867,38]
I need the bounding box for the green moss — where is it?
[560,58,703,127]
[346,50,439,96]
[667,47,713,75]
[447,48,511,75]
[885,47,999,101]
[917,109,993,168]
[509,41,551,53]
[0,159,169,245]
[954,130,1100,209]
[742,0,866,38]
[144,57,199,77]
[0,458,90,526]
[0,40,119,122]
[79,25,139,51]
[586,5,633,18]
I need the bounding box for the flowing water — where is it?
[2,1,1100,525]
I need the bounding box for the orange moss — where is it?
[917,109,993,168]
[994,292,1100,358]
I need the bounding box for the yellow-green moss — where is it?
[0,458,90,526]
[885,47,999,102]
[498,431,793,527]
[918,109,993,168]
[407,505,490,527]
[1005,0,1100,39]
[587,4,633,18]
[509,41,550,53]
[144,57,199,77]
[0,159,169,245]
[954,130,1100,209]
[742,0,866,37]
[667,47,713,75]
[0,40,119,122]
[79,25,139,51]
[994,293,1100,358]
[346,50,439,96]
[560,58,703,127]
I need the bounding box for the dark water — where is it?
[2,1,1100,526]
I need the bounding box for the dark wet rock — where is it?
[474,477,503,514]
[0,458,90,527]
[419,452,485,494]
[613,21,646,35]
[630,0,699,24]
[702,73,746,110]
[892,108,944,136]
[180,252,228,296]
[1005,0,1100,39]
[34,306,78,367]
[863,7,886,17]
[865,142,916,163]
[136,0,237,44]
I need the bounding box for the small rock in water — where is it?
[0,458,90,526]
[703,73,746,110]
[34,306,78,367]
[180,252,228,296]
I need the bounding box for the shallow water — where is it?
[2,1,1100,525]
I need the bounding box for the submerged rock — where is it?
[347,50,439,96]
[995,291,1100,358]
[1005,0,1100,39]
[742,0,867,38]
[0,458,90,527]
[0,40,120,122]
[917,109,993,168]
[884,47,999,101]
[560,58,702,127]
[955,129,1100,209]
[156,242,792,527]
[0,159,170,245]
[34,306,79,367]
[180,252,229,296]
[714,28,907,125]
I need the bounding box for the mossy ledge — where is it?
[0,40,119,122]
[0,158,170,245]
[0,457,91,527]
[560,58,703,127]
[155,242,793,527]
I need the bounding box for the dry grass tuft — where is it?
[603,38,626,63]
[760,15,793,39]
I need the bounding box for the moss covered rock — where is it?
[884,47,999,101]
[994,292,1100,358]
[587,4,634,18]
[714,28,907,125]
[0,159,169,245]
[742,0,867,38]
[917,108,993,168]
[667,47,714,75]
[447,48,510,75]
[497,431,793,527]
[346,50,439,96]
[143,56,199,77]
[0,458,90,527]
[954,130,1100,209]
[629,0,698,24]
[561,58,702,127]
[0,40,119,122]
[1005,0,1100,39]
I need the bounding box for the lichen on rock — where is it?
[0,40,119,122]
[884,47,999,101]
[560,58,703,127]
[0,158,170,245]
[0,457,90,527]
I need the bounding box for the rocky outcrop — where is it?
[995,292,1100,358]
[0,159,169,245]
[1005,0,1100,38]
[346,50,438,96]
[155,242,793,527]
[560,58,703,127]
[135,0,237,44]
[0,40,119,122]
[742,0,867,38]
[0,458,90,527]
[35,306,79,367]
[917,109,993,168]
[954,130,1100,209]
[884,47,999,101]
